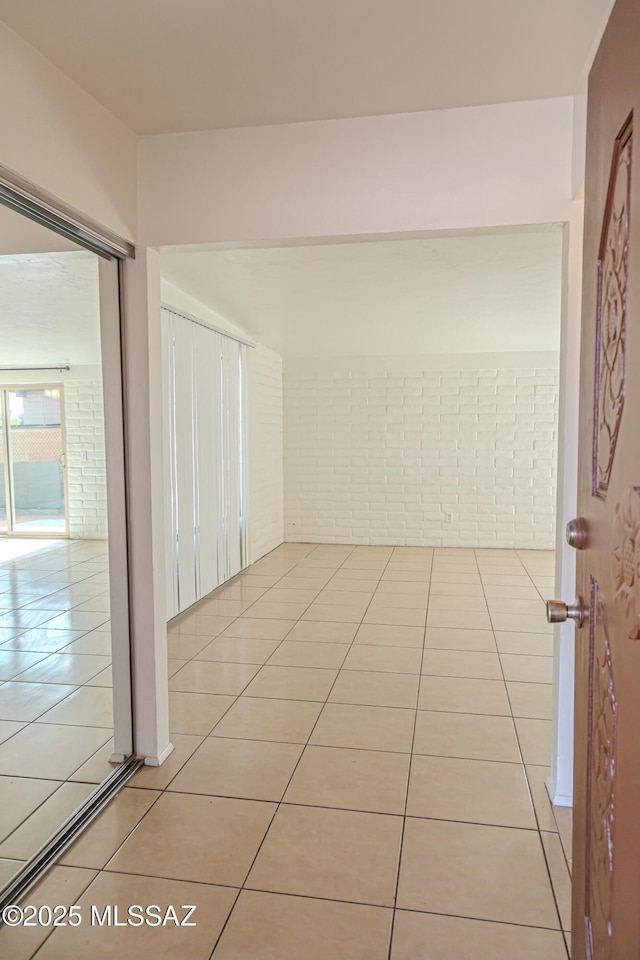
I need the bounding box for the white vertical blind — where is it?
[194,322,219,598]
[161,307,247,619]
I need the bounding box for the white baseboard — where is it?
[140,741,175,767]
[546,774,573,808]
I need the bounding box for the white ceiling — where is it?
[0,0,612,133]
[160,229,563,357]
[0,252,101,366]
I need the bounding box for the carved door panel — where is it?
[574,0,640,956]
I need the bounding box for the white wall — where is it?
[140,98,572,561]
[284,353,559,548]
[138,97,573,246]
[159,230,563,359]
[159,277,250,343]
[247,343,284,561]
[0,22,137,240]
[571,0,616,196]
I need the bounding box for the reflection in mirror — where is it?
[0,202,130,885]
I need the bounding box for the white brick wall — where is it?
[283,354,559,548]
[64,379,108,539]
[247,343,284,561]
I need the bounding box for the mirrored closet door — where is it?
[0,196,134,891]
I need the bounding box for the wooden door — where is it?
[572,0,640,956]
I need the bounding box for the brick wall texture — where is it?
[283,360,559,548]
[64,379,108,539]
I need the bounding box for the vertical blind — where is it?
[161,307,248,619]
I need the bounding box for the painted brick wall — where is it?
[283,354,559,548]
[247,343,284,561]
[64,379,108,539]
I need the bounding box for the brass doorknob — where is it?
[546,598,587,628]
[566,517,589,549]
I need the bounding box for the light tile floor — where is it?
[1,543,573,959]
[0,539,113,881]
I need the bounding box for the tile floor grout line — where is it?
[25,545,327,960]
[250,551,416,960]
[164,547,314,739]
[386,547,433,960]
[19,861,104,959]
[230,547,403,945]
[0,545,126,868]
[171,738,537,761]
[56,783,169,889]
[515,548,557,605]
[155,787,547,832]
[475,547,569,958]
[385,902,567,933]
[475,546,538,770]
[2,544,564,957]
[206,542,376,958]
[0,540,117,770]
[166,543,392,739]
[236,883,567,932]
[42,863,565,935]
[204,887,244,960]
[0,683,97,729]
[0,731,116,848]
[187,545,365,735]
[1,538,204,872]
[0,779,91,851]
[174,541,357,671]
[241,548,361,683]
[7,697,553,747]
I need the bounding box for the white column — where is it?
[122,248,172,766]
[547,196,584,806]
